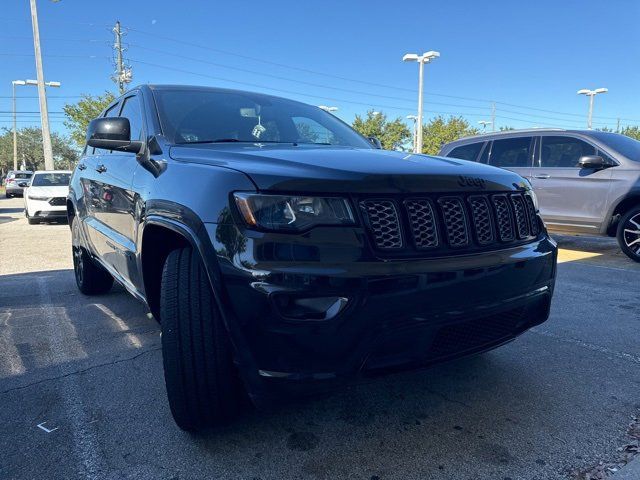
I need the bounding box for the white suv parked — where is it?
[23,170,71,224]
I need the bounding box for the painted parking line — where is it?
[557,248,603,264]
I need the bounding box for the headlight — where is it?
[28,194,50,201]
[234,193,355,231]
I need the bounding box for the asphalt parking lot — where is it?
[1,195,639,480]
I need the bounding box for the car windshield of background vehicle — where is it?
[589,132,640,162]
[31,173,71,187]
[154,89,373,148]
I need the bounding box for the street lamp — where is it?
[406,115,418,152]
[577,87,608,129]
[10,78,61,171]
[318,105,338,113]
[478,120,492,132]
[403,50,440,153]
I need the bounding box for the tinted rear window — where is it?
[448,143,483,161]
[589,132,640,161]
[12,172,32,179]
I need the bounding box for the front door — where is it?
[529,135,613,233]
[90,93,145,287]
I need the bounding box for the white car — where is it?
[23,170,71,224]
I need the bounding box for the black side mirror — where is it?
[578,155,605,169]
[86,117,144,154]
[368,136,383,149]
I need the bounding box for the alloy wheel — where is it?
[622,213,640,256]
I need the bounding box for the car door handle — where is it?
[533,174,550,179]
[77,163,87,171]
[95,164,107,174]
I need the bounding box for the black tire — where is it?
[160,247,240,431]
[617,206,640,263]
[71,217,114,294]
[27,216,40,225]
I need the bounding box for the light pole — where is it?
[577,87,608,129]
[11,79,60,171]
[403,50,440,154]
[406,115,418,152]
[11,81,27,171]
[318,105,338,113]
[478,120,492,133]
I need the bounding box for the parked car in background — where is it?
[4,170,33,198]
[24,170,71,224]
[68,85,557,431]
[440,129,640,262]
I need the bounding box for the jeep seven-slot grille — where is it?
[360,192,540,255]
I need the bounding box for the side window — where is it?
[540,136,596,168]
[119,95,144,142]
[448,142,483,161]
[489,137,532,168]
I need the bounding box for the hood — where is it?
[28,185,69,197]
[169,144,528,194]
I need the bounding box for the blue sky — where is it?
[2,0,640,137]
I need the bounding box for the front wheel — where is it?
[617,206,640,263]
[160,247,241,431]
[71,217,114,294]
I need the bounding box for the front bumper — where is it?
[26,199,66,219]
[206,224,557,404]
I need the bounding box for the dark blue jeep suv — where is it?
[68,85,557,431]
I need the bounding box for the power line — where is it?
[126,27,640,124]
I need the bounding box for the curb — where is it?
[612,455,640,479]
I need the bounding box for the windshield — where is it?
[153,88,373,148]
[31,172,71,187]
[590,132,640,161]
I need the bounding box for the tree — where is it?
[620,126,640,141]
[421,116,479,155]
[0,127,78,173]
[499,126,515,131]
[63,91,115,148]
[352,110,411,150]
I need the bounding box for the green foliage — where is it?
[0,127,78,173]
[620,126,640,141]
[63,91,115,148]
[352,110,411,150]
[499,126,515,131]
[421,116,479,155]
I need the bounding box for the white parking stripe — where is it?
[36,276,104,480]
[92,303,143,349]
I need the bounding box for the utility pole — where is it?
[29,0,55,170]
[113,21,124,94]
[112,21,132,94]
[616,118,620,133]
[491,102,496,132]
